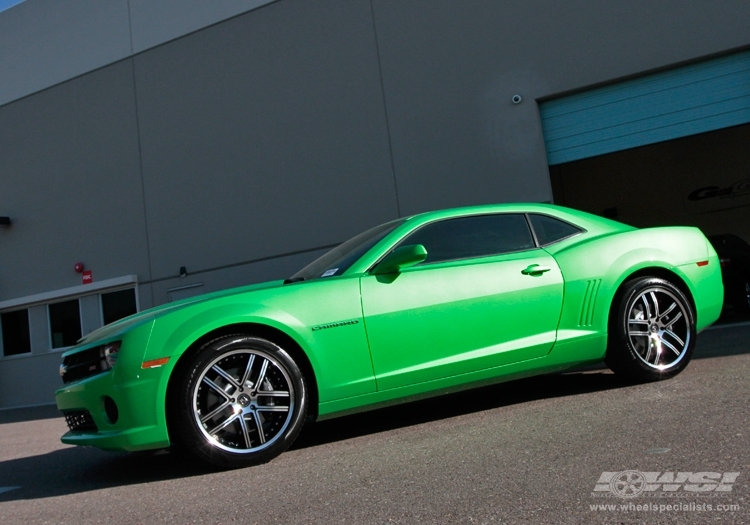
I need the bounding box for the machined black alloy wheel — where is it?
[606,277,696,381]
[172,335,307,469]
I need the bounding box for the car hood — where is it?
[75,279,286,346]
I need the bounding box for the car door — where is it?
[360,213,564,391]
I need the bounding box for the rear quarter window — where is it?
[529,214,583,246]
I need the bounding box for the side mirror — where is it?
[372,244,428,275]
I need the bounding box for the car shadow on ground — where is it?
[0,369,631,502]
[692,321,750,359]
[292,321,750,450]
[291,368,630,450]
[0,447,216,501]
[0,324,747,502]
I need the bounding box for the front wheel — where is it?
[171,335,308,469]
[605,277,696,382]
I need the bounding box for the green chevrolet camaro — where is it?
[56,203,723,468]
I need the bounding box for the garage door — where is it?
[540,50,750,165]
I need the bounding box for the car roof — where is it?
[403,202,630,232]
[345,203,635,275]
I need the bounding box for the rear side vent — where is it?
[579,279,602,327]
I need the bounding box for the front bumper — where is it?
[55,319,173,452]
[56,368,171,451]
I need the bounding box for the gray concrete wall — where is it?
[128,0,278,53]
[133,0,398,283]
[0,60,150,300]
[0,0,132,107]
[0,352,63,408]
[370,0,750,214]
[0,0,277,107]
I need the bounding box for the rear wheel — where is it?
[171,335,307,469]
[605,277,696,381]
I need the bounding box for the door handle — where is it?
[521,264,551,276]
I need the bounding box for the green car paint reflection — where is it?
[55,203,723,468]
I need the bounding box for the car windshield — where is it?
[287,218,405,282]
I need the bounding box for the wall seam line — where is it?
[128,58,155,301]
[138,243,341,286]
[369,0,401,217]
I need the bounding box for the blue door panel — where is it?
[541,50,750,165]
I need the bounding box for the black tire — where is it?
[736,277,750,314]
[171,335,307,469]
[605,277,696,382]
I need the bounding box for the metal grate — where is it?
[579,279,602,327]
[64,410,98,432]
[61,346,105,384]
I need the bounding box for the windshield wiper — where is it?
[283,277,306,285]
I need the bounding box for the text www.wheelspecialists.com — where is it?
[590,502,740,513]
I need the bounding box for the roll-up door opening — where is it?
[540,50,750,322]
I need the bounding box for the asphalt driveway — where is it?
[1,323,748,524]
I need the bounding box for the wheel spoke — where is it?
[665,312,682,329]
[629,331,650,336]
[200,400,232,423]
[252,411,265,444]
[642,295,652,319]
[240,354,256,387]
[651,337,662,364]
[212,365,240,389]
[659,337,682,356]
[208,411,240,435]
[239,415,252,448]
[663,329,685,347]
[649,292,660,317]
[256,390,289,397]
[644,341,652,363]
[256,405,289,412]
[202,377,231,400]
[256,359,269,390]
[658,302,677,323]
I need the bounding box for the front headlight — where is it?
[60,340,123,384]
[102,341,122,369]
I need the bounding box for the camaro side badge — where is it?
[312,319,360,331]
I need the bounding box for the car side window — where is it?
[528,214,583,246]
[396,214,535,265]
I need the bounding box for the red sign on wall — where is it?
[82,270,93,284]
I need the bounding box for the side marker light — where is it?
[142,357,170,369]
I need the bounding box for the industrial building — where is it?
[1,0,749,409]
